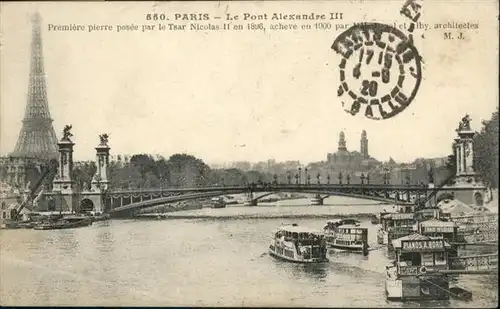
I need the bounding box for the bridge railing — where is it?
[449,253,498,271]
[107,183,482,195]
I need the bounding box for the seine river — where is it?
[0,197,497,307]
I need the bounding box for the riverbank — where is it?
[135,204,383,220]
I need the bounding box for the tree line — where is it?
[3,108,497,191]
[474,106,499,188]
[71,153,277,190]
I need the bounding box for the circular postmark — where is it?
[331,22,422,120]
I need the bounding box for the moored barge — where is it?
[33,216,92,230]
[385,233,452,301]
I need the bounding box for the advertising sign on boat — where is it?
[423,227,454,233]
[391,213,415,220]
[401,240,444,252]
[399,266,420,276]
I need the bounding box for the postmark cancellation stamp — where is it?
[331,0,424,120]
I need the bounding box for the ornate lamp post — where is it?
[360,173,365,185]
[327,174,331,184]
[305,168,308,185]
[307,174,311,185]
[366,173,370,184]
[286,171,292,184]
[316,172,321,185]
[338,172,343,185]
[346,174,351,185]
[295,173,299,185]
[298,167,302,185]
[273,174,278,185]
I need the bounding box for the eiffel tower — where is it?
[10,12,58,160]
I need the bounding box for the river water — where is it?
[1,197,498,307]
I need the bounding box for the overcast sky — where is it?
[1,1,497,165]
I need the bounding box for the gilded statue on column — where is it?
[457,114,471,131]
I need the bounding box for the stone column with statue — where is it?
[449,115,491,206]
[50,125,78,212]
[52,125,76,193]
[91,134,111,192]
[454,115,477,183]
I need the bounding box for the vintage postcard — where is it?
[0,0,498,307]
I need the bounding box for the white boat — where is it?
[269,224,329,263]
[324,219,369,255]
[211,197,226,208]
[310,194,323,205]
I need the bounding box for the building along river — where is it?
[0,197,497,307]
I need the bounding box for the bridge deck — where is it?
[106,183,488,214]
[108,184,485,195]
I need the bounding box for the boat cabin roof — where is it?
[419,218,457,228]
[278,225,322,235]
[391,233,451,251]
[337,224,366,230]
[416,207,439,213]
[382,213,415,220]
[326,218,360,225]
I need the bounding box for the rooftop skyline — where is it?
[1,2,497,165]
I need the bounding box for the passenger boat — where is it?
[377,212,416,246]
[416,219,459,243]
[269,224,329,263]
[310,194,323,205]
[414,207,440,222]
[323,219,369,255]
[385,233,452,301]
[33,216,92,230]
[211,197,226,209]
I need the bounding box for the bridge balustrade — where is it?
[105,183,480,214]
[448,253,498,271]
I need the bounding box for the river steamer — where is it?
[310,194,323,205]
[211,197,226,209]
[385,234,452,301]
[416,219,459,243]
[324,219,369,255]
[269,224,329,263]
[377,212,416,246]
